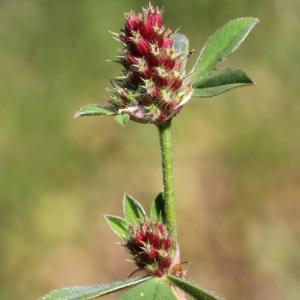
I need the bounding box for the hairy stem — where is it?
[158,121,176,238]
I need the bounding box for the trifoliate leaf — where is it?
[123,194,146,225]
[193,68,253,97]
[167,275,224,300]
[120,278,177,300]
[150,192,166,224]
[191,17,259,82]
[104,215,129,239]
[40,276,151,300]
[74,104,117,118]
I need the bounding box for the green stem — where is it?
[158,121,176,237]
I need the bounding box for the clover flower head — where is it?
[126,220,175,277]
[109,3,192,125]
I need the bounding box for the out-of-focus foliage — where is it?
[0,0,299,299]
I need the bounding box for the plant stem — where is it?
[158,121,176,237]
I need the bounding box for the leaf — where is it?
[123,194,146,225]
[193,68,253,97]
[167,275,224,300]
[104,215,129,239]
[173,33,190,74]
[40,276,151,300]
[114,114,130,127]
[191,17,259,82]
[120,278,177,300]
[150,192,166,224]
[74,104,117,118]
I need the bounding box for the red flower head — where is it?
[126,220,175,277]
[109,3,192,126]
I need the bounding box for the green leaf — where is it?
[150,192,166,224]
[173,33,190,74]
[120,278,177,300]
[40,276,151,300]
[114,114,130,127]
[191,17,259,82]
[74,104,117,118]
[167,275,224,300]
[123,194,146,225]
[104,215,129,239]
[193,68,253,97]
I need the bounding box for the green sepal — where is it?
[193,68,253,97]
[115,114,130,127]
[120,278,177,300]
[191,17,259,82]
[74,104,117,118]
[40,276,151,300]
[123,193,146,225]
[150,192,166,225]
[167,275,224,300]
[104,215,129,239]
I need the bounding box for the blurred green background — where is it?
[1,0,299,299]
